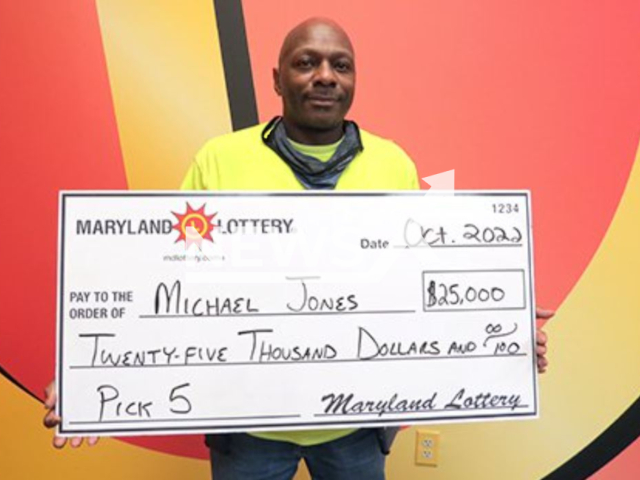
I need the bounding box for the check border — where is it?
[57,191,538,435]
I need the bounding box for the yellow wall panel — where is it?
[96,0,233,190]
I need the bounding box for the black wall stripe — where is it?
[3,3,639,476]
[543,395,640,480]
[213,0,259,130]
[0,364,39,401]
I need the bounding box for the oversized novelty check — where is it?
[57,191,538,436]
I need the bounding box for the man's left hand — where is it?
[535,307,554,374]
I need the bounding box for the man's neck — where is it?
[282,118,344,145]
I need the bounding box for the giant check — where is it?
[57,191,538,436]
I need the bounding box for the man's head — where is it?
[273,18,355,143]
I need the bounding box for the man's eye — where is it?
[296,58,314,68]
[334,62,353,73]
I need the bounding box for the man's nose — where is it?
[314,60,337,86]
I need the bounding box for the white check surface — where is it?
[57,191,538,436]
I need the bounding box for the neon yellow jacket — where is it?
[181,122,419,445]
[181,123,419,191]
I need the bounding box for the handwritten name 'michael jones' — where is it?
[153,278,359,317]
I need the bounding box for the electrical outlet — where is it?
[415,429,440,466]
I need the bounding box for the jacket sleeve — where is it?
[180,140,221,191]
[392,142,420,190]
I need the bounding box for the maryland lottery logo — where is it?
[172,203,217,249]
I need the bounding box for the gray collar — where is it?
[262,117,364,190]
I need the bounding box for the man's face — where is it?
[274,23,355,132]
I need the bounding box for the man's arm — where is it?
[180,140,221,191]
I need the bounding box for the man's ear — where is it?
[273,68,282,96]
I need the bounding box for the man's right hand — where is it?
[43,380,99,448]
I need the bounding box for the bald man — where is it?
[44,18,550,480]
[180,18,419,193]
[274,18,356,145]
[183,17,417,480]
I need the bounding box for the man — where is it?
[180,18,419,192]
[44,17,551,480]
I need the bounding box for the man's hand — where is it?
[535,307,554,374]
[43,380,99,448]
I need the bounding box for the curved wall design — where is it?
[0,1,638,478]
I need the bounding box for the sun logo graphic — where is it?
[171,203,217,249]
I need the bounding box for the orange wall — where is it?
[0,1,638,478]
